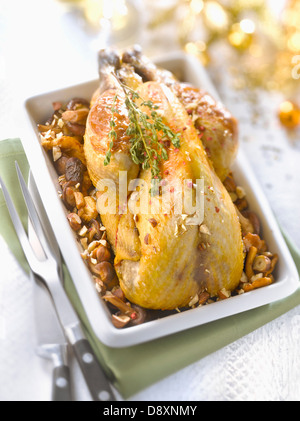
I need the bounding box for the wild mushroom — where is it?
[242,210,261,235]
[67,213,82,231]
[96,244,112,262]
[65,157,85,184]
[253,255,272,273]
[129,305,148,326]
[245,246,258,280]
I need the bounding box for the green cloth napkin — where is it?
[1,138,300,400]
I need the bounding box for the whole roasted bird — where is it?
[84,47,244,310]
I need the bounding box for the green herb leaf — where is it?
[104,80,181,186]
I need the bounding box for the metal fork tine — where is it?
[15,162,55,262]
[0,175,39,272]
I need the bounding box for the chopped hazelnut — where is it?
[80,237,88,250]
[78,196,98,222]
[88,240,100,253]
[198,291,210,305]
[112,314,131,329]
[250,273,263,282]
[74,192,85,209]
[78,225,88,237]
[52,146,62,162]
[229,192,238,202]
[218,288,231,300]
[199,224,211,235]
[189,294,199,307]
[236,186,246,199]
[148,218,158,228]
[239,271,248,284]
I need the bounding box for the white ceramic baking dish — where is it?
[22,51,299,348]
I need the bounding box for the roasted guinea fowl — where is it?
[84,48,244,310]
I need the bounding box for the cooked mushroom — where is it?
[65,157,85,184]
[102,293,136,317]
[87,219,102,242]
[253,255,272,273]
[243,233,267,253]
[78,196,98,222]
[96,244,111,262]
[94,261,116,284]
[242,210,261,235]
[245,246,258,280]
[243,277,272,292]
[235,206,254,235]
[62,181,77,210]
[54,155,69,175]
[67,213,82,231]
[66,122,85,137]
[62,108,89,123]
[66,97,90,110]
[129,305,147,326]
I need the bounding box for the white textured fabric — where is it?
[0,0,299,401]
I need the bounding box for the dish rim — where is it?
[21,51,300,348]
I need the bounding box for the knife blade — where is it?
[26,172,115,402]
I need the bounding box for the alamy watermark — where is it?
[96,171,205,226]
[292,55,300,80]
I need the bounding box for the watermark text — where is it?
[96,172,205,226]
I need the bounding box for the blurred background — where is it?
[0,0,300,401]
[1,0,300,125]
[1,0,299,242]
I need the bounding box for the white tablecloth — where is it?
[0,0,300,401]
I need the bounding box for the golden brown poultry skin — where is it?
[84,48,244,310]
[117,82,244,309]
[84,51,141,262]
[173,83,238,182]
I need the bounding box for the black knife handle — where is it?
[72,339,115,401]
[52,365,72,401]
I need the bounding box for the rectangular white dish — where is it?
[22,52,299,348]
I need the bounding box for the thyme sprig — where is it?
[104,80,181,182]
[104,94,118,166]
